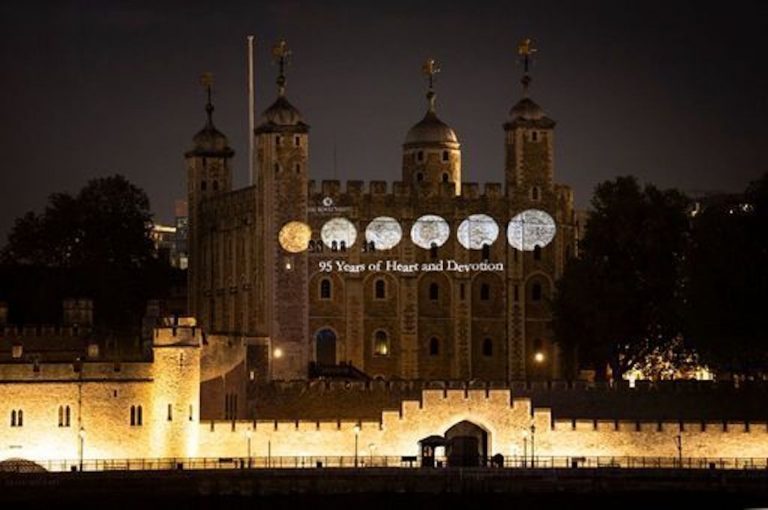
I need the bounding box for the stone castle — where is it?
[1,42,765,468]
[187,41,576,416]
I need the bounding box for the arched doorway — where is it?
[315,328,337,366]
[445,420,488,467]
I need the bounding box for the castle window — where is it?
[482,243,490,261]
[274,162,280,173]
[331,240,338,252]
[373,330,390,356]
[417,151,424,162]
[460,283,466,300]
[167,404,173,422]
[482,338,493,357]
[430,242,438,260]
[340,240,347,252]
[10,409,23,427]
[480,283,490,301]
[531,282,542,302]
[58,405,71,427]
[130,405,143,426]
[429,337,440,356]
[275,135,281,147]
[295,163,301,173]
[533,245,542,260]
[441,173,449,183]
[320,278,332,300]
[294,136,301,147]
[212,180,219,191]
[309,240,316,252]
[374,278,386,299]
[442,150,449,162]
[201,180,207,191]
[416,172,424,182]
[429,282,439,301]
[514,285,519,302]
[531,186,540,201]
[531,131,539,142]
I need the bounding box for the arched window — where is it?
[480,283,490,301]
[212,180,219,191]
[58,406,64,427]
[531,131,538,142]
[416,172,424,182]
[429,282,439,301]
[430,242,438,260]
[58,405,70,427]
[274,162,280,173]
[482,338,493,357]
[368,241,376,252]
[136,405,143,426]
[442,150,449,162]
[167,403,173,422]
[294,135,301,147]
[320,278,332,300]
[531,186,540,201]
[441,173,449,183]
[373,330,389,356]
[201,180,207,191]
[374,279,386,299]
[295,163,301,173]
[482,243,490,261]
[130,405,136,426]
[65,405,70,427]
[339,240,347,252]
[429,337,440,356]
[417,151,424,162]
[331,240,338,252]
[10,410,16,427]
[533,245,542,260]
[275,135,281,146]
[531,282,542,302]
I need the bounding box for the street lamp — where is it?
[78,427,86,472]
[353,423,361,468]
[522,429,529,468]
[245,429,253,468]
[368,443,376,466]
[675,434,683,468]
[530,424,536,468]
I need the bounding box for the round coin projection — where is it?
[457,214,499,250]
[365,216,403,250]
[278,221,312,253]
[410,214,451,249]
[321,217,357,249]
[507,209,557,251]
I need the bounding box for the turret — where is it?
[402,59,461,195]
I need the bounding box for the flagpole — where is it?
[247,35,255,186]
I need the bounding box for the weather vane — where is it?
[517,38,537,73]
[272,40,291,96]
[199,72,214,123]
[422,58,440,89]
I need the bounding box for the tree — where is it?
[1,175,171,333]
[683,173,768,376]
[552,176,690,380]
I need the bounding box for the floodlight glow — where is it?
[321,217,357,248]
[410,214,450,249]
[457,214,499,250]
[365,216,403,250]
[507,209,556,251]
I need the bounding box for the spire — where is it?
[517,38,537,97]
[200,72,215,127]
[422,58,440,113]
[272,40,291,97]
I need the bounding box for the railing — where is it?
[3,454,768,473]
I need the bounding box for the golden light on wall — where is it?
[278,221,312,253]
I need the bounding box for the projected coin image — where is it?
[457,214,499,250]
[278,221,312,253]
[321,217,357,249]
[365,216,403,250]
[507,209,557,251]
[410,214,451,249]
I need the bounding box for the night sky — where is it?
[1,1,766,237]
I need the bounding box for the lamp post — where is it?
[353,423,361,467]
[530,424,536,468]
[246,429,253,468]
[78,427,86,472]
[522,429,528,468]
[675,434,683,468]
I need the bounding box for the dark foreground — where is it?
[2,467,768,509]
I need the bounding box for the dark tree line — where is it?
[0,175,178,334]
[554,173,768,380]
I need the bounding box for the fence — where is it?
[3,454,768,473]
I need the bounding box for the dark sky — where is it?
[1,1,766,237]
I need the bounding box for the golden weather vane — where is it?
[517,38,537,73]
[422,58,441,89]
[272,40,291,96]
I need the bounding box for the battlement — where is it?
[152,317,201,348]
[0,325,92,338]
[306,179,506,203]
